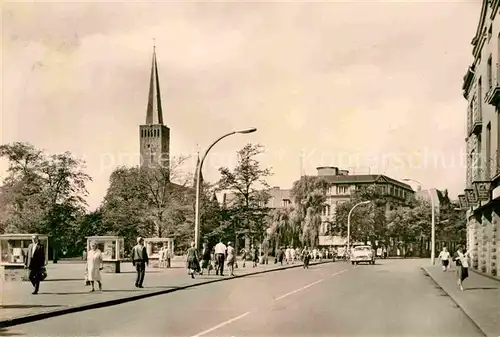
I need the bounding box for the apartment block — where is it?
[315,167,414,236]
[461,0,500,279]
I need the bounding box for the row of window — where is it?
[141,129,162,138]
[326,184,409,199]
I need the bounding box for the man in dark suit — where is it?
[131,237,148,288]
[25,235,45,294]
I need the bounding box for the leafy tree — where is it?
[290,176,329,247]
[0,142,91,259]
[267,206,299,252]
[217,144,273,245]
[436,191,466,244]
[100,156,193,252]
[334,185,391,245]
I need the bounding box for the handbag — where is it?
[84,271,91,286]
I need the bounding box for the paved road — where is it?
[3,259,485,337]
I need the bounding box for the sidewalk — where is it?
[0,258,332,327]
[422,265,500,337]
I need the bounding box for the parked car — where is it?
[350,245,375,265]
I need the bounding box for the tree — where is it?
[100,156,193,252]
[217,144,273,245]
[334,185,390,245]
[0,142,91,259]
[290,176,329,247]
[267,206,298,252]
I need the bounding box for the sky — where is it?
[1,0,481,210]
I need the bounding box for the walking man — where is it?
[25,235,45,295]
[214,239,226,276]
[438,247,451,271]
[132,237,148,288]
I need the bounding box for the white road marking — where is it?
[190,312,251,337]
[275,279,325,300]
[331,269,348,277]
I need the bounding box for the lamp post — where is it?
[347,201,371,254]
[403,178,436,265]
[194,128,257,250]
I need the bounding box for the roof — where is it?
[317,174,413,191]
[145,46,164,125]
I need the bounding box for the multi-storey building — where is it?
[220,186,294,210]
[461,0,500,279]
[315,167,414,237]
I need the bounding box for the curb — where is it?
[0,260,333,328]
[420,266,487,337]
[471,268,500,283]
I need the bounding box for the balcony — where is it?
[468,109,482,136]
[485,84,500,106]
[490,150,500,183]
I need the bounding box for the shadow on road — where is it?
[0,304,63,309]
[44,278,85,282]
[0,327,24,336]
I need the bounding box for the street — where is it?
[3,259,485,337]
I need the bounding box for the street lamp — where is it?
[403,178,436,265]
[194,128,257,250]
[347,200,371,254]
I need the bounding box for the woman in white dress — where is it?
[86,241,103,292]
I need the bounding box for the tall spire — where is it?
[146,43,164,125]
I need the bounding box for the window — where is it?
[487,122,492,178]
[488,56,493,89]
[488,25,493,41]
[336,185,349,194]
[478,77,483,111]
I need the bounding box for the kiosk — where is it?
[144,238,174,268]
[0,234,49,282]
[86,236,124,273]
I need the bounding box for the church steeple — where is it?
[139,44,170,169]
[146,45,163,125]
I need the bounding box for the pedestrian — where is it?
[285,246,291,264]
[200,243,211,275]
[214,239,227,276]
[131,237,149,288]
[158,245,165,268]
[86,241,103,291]
[186,241,200,279]
[251,244,259,267]
[240,247,247,267]
[165,246,172,268]
[24,235,45,295]
[290,247,296,264]
[226,242,236,276]
[438,247,451,272]
[454,245,472,291]
[277,247,285,265]
[302,246,311,269]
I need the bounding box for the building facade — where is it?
[461,0,500,278]
[139,47,170,169]
[315,167,414,236]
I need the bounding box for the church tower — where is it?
[139,46,170,171]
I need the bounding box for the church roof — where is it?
[145,46,164,125]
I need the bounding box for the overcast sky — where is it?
[1,0,480,209]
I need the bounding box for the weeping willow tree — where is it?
[290,176,329,248]
[267,206,301,252]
